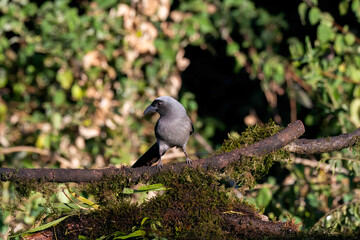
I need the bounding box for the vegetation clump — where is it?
[82,174,133,206]
[6,121,299,239]
[219,120,284,153]
[49,168,295,239]
[218,121,290,190]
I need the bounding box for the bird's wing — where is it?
[190,121,194,135]
[131,142,161,168]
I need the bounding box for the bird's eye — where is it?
[157,101,163,105]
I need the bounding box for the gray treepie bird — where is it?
[132,96,194,169]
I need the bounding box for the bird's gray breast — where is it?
[155,116,192,148]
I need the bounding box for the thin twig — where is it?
[0,146,50,155]
[0,146,74,168]
[293,157,349,174]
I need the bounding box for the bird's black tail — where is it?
[132,142,161,168]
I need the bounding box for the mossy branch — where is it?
[3,120,360,183]
[0,120,304,183]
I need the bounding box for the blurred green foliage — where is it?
[1,0,360,237]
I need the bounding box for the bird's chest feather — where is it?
[155,117,190,147]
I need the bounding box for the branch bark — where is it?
[0,120,305,183]
[2,120,359,183]
[284,128,360,154]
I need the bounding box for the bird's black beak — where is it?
[143,105,157,116]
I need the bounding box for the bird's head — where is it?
[143,96,186,117]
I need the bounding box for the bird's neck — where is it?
[159,111,183,120]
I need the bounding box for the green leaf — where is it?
[298,2,308,25]
[141,217,149,226]
[23,2,38,16]
[13,83,26,95]
[113,230,146,239]
[319,12,334,27]
[154,39,176,63]
[122,188,134,194]
[0,102,7,121]
[309,7,321,25]
[352,0,360,12]
[0,68,7,88]
[179,0,207,12]
[53,90,66,106]
[305,114,315,126]
[123,183,170,194]
[256,187,272,208]
[226,42,240,56]
[56,69,74,90]
[52,112,62,130]
[288,38,304,59]
[71,84,83,100]
[95,0,118,9]
[317,23,333,44]
[339,1,349,15]
[96,235,108,240]
[36,133,50,149]
[307,193,320,208]
[49,203,84,211]
[350,99,360,126]
[67,188,99,209]
[273,63,285,84]
[138,183,169,191]
[334,34,345,54]
[345,33,356,46]
[347,65,360,82]
[26,216,71,234]
[353,85,360,98]
[223,0,243,9]
[197,15,214,34]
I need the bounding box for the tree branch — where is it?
[0,120,305,183]
[284,128,360,154]
[4,121,360,183]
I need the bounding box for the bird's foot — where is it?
[186,158,193,166]
[156,161,163,170]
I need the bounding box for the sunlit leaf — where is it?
[298,2,308,25]
[18,215,72,236]
[123,183,171,194]
[53,90,66,106]
[56,69,74,90]
[339,1,349,15]
[0,102,7,122]
[309,7,321,25]
[141,217,149,226]
[113,230,146,239]
[71,84,83,100]
[350,98,360,126]
[0,68,7,88]
[226,42,240,56]
[256,187,272,208]
[317,23,334,43]
[345,33,356,46]
[334,34,345,54]
[68,188,99,210]
[36,133,50,149]
[52,112,62,130]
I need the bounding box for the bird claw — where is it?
[156,161,163,170]
[186,158,193,166]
